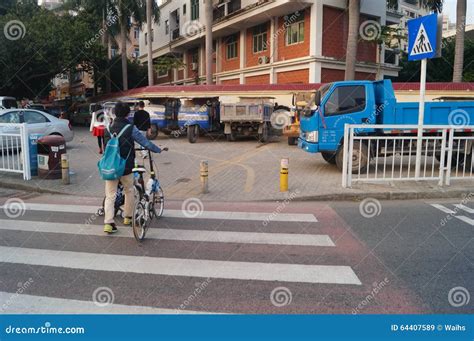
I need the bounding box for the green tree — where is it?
[154,55,185,85]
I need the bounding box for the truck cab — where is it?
[299,80,396,156]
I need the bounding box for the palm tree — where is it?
[452,0,466,82]
[146,0,154,86]
[205,0,213,84]
[116,0,159,91]
[345,0,360,80]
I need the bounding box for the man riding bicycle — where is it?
[103,102,167,234]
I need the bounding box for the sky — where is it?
[443,0,474,25]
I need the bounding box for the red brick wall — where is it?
[277,69,309,84]
[322,6,377,63]
[245,74,270,85]
[155,71,172,84]
[177,69,184,80]
[186,50,199,81]
[221,78,240,85]
[277,8,310,61]
[321,68,376,83]
[221,35,240,72]
[246,22,271,68]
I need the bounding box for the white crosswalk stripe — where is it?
[0,292,216,314]
[0,203,317,223]
[0,219,335,247]
[431,203,474,226]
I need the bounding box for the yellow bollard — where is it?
[280,158,289,192]
[61,154,70,185]
[200,160,209,194]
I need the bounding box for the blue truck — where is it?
[298,80,474,172]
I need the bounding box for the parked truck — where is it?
[298,80,474,172]
[221,101,273,142]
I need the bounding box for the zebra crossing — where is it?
[0,198,364,314]
[431,203,474,226]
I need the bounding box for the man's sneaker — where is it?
[123,217,132,226]
[104,224,118,234]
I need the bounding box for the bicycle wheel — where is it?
[152,187,164,218]
[132,199,148,242]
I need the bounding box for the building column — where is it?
[183,51,188,80]
[313,0,323,57]
[240,29,246,69]
[270,17,277,63]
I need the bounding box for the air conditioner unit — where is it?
[191,62,198,71]
[258,56,269,65]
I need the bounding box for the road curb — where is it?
[1,180,472,202]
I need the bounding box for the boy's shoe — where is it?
[104,223,118,234]
[123,217,132,226]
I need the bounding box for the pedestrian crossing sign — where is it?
[408,13,441,61]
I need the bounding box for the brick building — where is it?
[139,0,405,85]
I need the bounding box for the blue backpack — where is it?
[98,124,131,180]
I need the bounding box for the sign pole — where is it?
[415,58,427,179]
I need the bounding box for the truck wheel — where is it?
[259,123,269,143]
[147,124,158,140]
[187,125,199,143]
[288,137,298,146]
[226,132,236,142]
[335,141,369,173]
[321,152,337,165]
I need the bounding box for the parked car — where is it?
[0,96,18,109]
[0,109,74,143]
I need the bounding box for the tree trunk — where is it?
[345,0,360,81]
[452,0,466,82]
[121,21,128,91]
[205,0,213,84]
[146,0,154,86]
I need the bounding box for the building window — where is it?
[134,27,139,40]
[226,34,238,60]
[286,15,304,45]
[191,0,199,20]
[165,20,169,34]
[252,23,268,53]
[183,4,187,15]
[111,45,118,57]
[132,48,140,59]
[158,68,168,77]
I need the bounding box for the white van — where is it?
[0,97,17,109]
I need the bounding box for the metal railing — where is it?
[0,123,31,180]
[342,124,474,188]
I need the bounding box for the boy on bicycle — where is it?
[103,102,167,234]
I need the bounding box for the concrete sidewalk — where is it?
[0,127,472,201]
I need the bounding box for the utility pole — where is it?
[205,0,213,84]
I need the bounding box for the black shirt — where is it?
[133,109,151,131]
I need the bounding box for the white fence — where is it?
[0,123,31,180]
[342,124,474,188]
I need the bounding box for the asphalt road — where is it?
[0,190,472,314]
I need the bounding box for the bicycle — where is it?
[131,147,166,242]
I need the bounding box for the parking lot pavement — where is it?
[0,126,472,201]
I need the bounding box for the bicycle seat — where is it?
[132,167,147,174]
